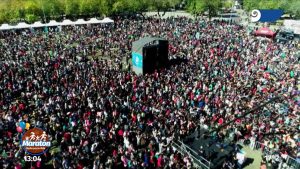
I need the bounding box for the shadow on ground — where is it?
[243,158,255,168]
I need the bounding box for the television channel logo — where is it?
[251,9,283,22]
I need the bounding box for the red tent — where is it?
[255,27,276,38]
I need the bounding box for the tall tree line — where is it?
[0,0,299,24]
[0,0,181,24]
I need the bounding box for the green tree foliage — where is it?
[24,0,42,23]
[150,0,181,16]
[0,0,25,23]
[79,0,100,16]
[223,0,234,9]
[98,0,112,16]
[42,0,64,19]
[283,0,300,18]
[63,0,78,17]
[243,0,282,10]
[0,0,198,24]
[187,0,222,19]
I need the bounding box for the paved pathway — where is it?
[145,10,194,19]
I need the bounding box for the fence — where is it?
[282,156,300,169]
[180,125,299,169]
[172,140,211,169]
[243,140,300,169]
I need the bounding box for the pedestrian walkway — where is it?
[145,10,194,18]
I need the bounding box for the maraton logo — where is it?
[251,9,283,22]
[21,128,51,155]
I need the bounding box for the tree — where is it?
[42,0,64,20]
[279,0,300,18]
[64,0,80,19]
[206,0,222,19]
[288,0,300,18]
[112,0,130,14]
[79,0,100,17]
[24,0,42,23]
[187,0,222,19]
[187,0,205,15]
[243,0,260,11]
[98,0,111,16]
[111,0,150,17]
[257,0,281,9]
[150,0,181,16]
[223,0,234,10]
[130,0,150,14]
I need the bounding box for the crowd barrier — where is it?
[172,140,211,169]
[242,139,300,169]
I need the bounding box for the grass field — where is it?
[242,144,262,169]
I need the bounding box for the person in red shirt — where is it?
[157,154,164,168]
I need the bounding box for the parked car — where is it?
[275,30,295,43]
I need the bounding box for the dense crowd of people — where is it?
[0,16,299,169]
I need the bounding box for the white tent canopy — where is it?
[15,22,30,29]
[87,18,102,24]
[32,21,45,28]
[0,18,114,30]
[61,19,74,26]
[74,19,86,25]
[101,17,114,23]
[0,24,12,30]
[46,20,61,27]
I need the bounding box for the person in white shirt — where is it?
[236,151,245,169]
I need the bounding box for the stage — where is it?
[181,128,236,169]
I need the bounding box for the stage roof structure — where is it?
[132,37,166,54]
